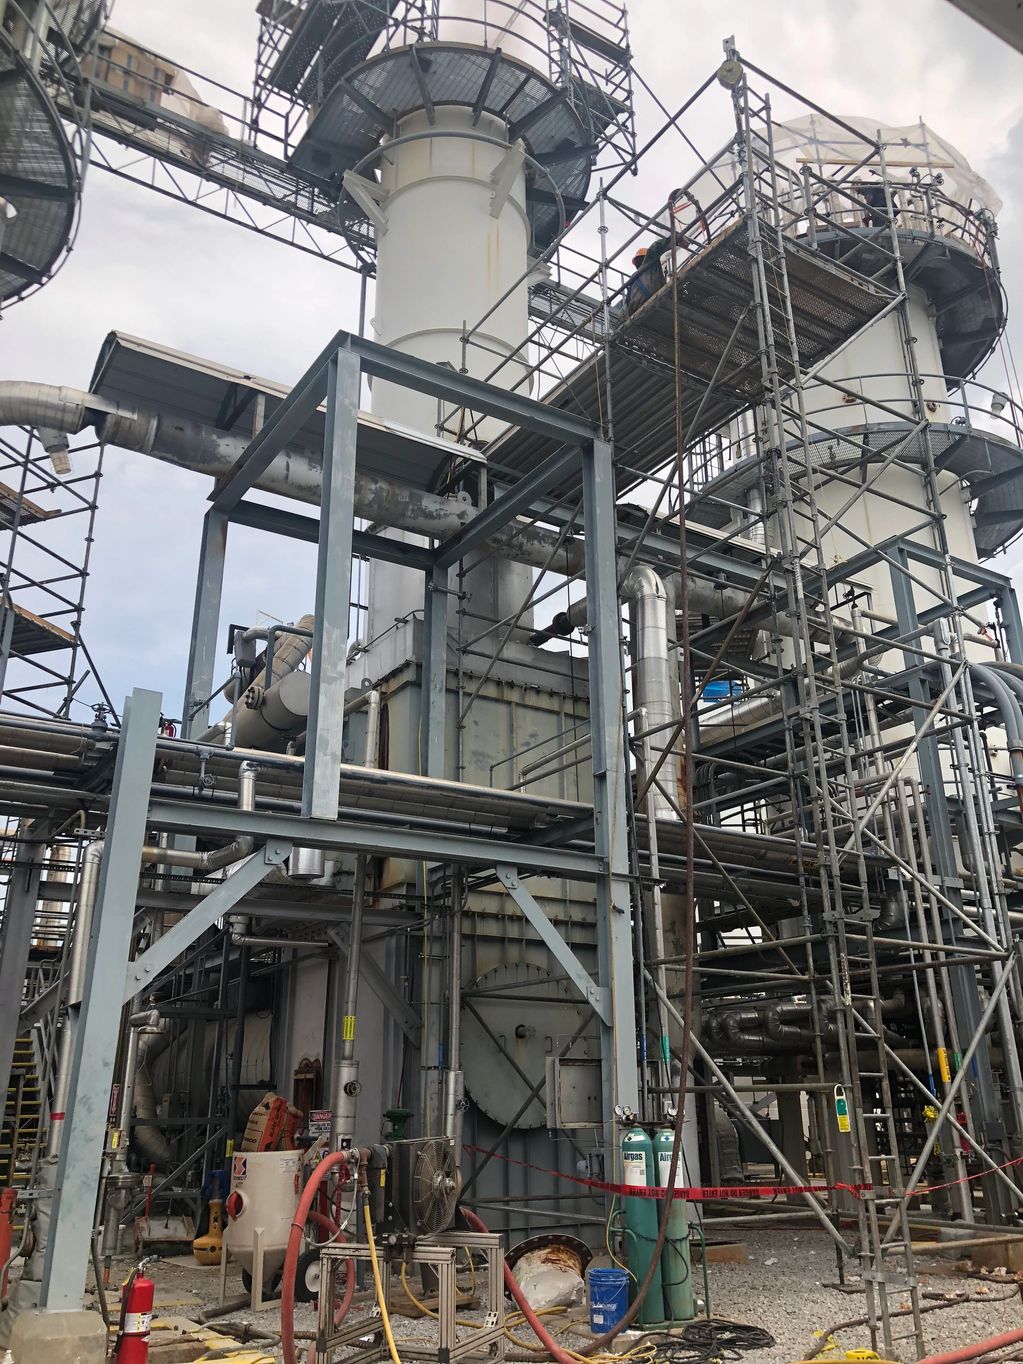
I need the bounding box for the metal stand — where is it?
[315,1231,505,1364]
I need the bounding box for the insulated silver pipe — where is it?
[0,382,576,571]
[329,693,379,1150]
[626,567,681,820]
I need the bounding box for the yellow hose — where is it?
[364,1202,403,1364]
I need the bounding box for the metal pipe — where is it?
[969,664,1023,810]
[330,855,367,1150]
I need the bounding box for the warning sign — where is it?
[309,1109,332,1138]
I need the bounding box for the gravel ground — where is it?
[85,1228,1023,1363]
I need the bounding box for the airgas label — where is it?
[622,1149,647,1186]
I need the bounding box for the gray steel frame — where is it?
[0,331,637,1305]
[178,332,641,1129]
[315,1231,505,1364]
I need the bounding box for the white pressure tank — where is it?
[224,1149,302,1283]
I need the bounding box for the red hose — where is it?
[281,1151,355,1364]
[918,1330,1023,1364]
[460,1207,578,1364]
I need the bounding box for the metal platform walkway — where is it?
[487,218,895,493]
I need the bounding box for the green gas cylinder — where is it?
[655,1127,694,1322]
[621,1126,665,1325]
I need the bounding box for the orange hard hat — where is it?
[633,245,648,265]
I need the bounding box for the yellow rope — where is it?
[364,1202,403,1364]
[397,1266,655,1364]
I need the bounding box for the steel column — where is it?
[303,348,360,819]
[183,510,227,738]
[0,822,49,1103]
[998,584,1023,664]
[887,551,1009,1211]
[40,688,162,1310]
[421,563,449,778]
[582,436,639,1124]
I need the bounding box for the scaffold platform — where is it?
[488,219,894,491]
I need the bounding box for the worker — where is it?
[860,180,898,228]
[625,237,671,315]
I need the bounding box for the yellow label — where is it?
[226,1138,234,1159]
[837,1113,851,1134]
[379,1169,386,1186]
[938,1047,952,1084]
[342,1015,356,1041]
[110,1128,121,1149]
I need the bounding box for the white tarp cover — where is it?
[771,114,1002,217]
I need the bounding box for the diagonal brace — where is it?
[123,841,291,1002]
[327,925,422,1044]
[496,865,610,1022]
[434,445,580,569]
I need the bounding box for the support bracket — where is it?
[490,140,526,218]
[496,864,610,1022]
[327,925,423,1044]
[342,172,389,236]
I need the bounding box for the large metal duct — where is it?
[0,382,579,572]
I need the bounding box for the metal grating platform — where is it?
[290,42,593,247]
[266,0,402,99]
[6,604,74,657]
[688,421,1023,560]
[487,218,895,493]
[0,37,80,304]
[0,482,54,531]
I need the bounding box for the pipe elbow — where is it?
[620,564,668,604]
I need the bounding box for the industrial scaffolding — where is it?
[0,37,1021,1364]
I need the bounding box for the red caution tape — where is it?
[916,1150,1023,1196]
[462,1144,871,1201]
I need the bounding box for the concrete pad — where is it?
[8,1308,107,1363]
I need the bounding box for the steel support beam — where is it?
[349,333,598,444]
[495,865,610,1022]
[122,842,290,1002]
[420,563,449,778]
[582,437,639,1123]
[229,500,436,571]
[209,333,338,514]
[182,510,227,738]
[40,689,162,1310]
[433,446,580,568]
[303,349,359,819]
[146,801,603,879]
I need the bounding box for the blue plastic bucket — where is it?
[588,1266,629,1333]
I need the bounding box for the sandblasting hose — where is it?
[919,1331,1023,1364]
[281,1150,355,1364]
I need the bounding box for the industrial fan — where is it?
[384,1137,461,1238]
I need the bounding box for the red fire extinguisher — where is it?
[0,1187,16,1296]
[113,1257,157,1364]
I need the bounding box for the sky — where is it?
[1,0,1022,718]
